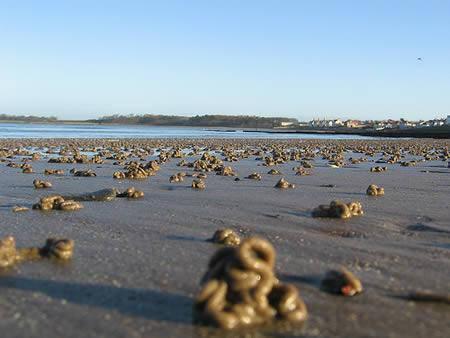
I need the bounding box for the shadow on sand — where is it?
[0,276,313,337]
[0,276,193,325]
[162,185,190,191]
[279,273,322,288]
[407,223,450,234]
[166,234,205,243]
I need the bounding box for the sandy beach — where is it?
[0,138,449,338]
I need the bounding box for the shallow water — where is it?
[0,123,375,139]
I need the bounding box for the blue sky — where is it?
[0,0,449,121]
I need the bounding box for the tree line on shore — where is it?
[0,114,58,122]
[89,114,298,128]
[0,113,298,128]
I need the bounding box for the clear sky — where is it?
[0,0,449,121]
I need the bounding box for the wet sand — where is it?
[0,138,449,338]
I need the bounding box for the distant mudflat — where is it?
[0,138,449,338]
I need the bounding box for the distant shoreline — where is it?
[0,120,97,125]
[238,127,450,139]
[0,120,448,139]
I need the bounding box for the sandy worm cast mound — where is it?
[293,167,311,176]
[192,179,206,189]
[40,238,75,260]
[113,160,160,179]
[30,152,41,161]
[44,169,65,175]
[194,237,307,330]
[48,156,74,164]
[312,200,363,219]
[217,166,237,177]
[350,157,368,164]
[209,229,241,246]
[260,157,275,166]
[177,159,188,167]
[6,162,20,168]
[33,179,52,189]
[47,153,104,164]
[12,205,29,212]
[274,178,295,189]
[113,171,126,179]
[187,154,223,172]
[187,172,208,179]
[366,184,384,196]
[370,166,387,173]
[328,160,345,168]
[0,236,74,268]
[116,187,144,199]
[321,267,363,296]
[246,172,262,180]
[267,169,282,175]
[300,160,314,169]
[32,195,83,211]
[22,166,33,174]
[400,161,417,167]
[70,169,97,177]
[169,172,185,183]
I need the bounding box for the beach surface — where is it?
[0,138,449,338]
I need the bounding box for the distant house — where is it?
[399,119,415,129]
[373,121,386,130]
[446,115,450,125]
[333,119,343,127]
[279,121,294,127]
[344,120,361,128]
[298,122,309,127]
[431,119,444,127]
[308,119,318,128]
[309,119,331,128]
[417,120,428,128]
